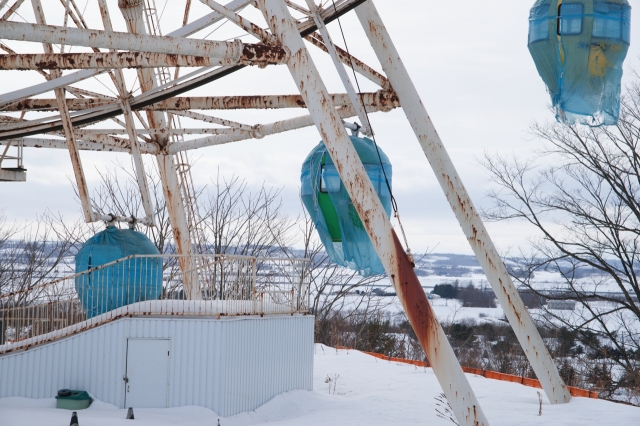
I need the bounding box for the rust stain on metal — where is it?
[0,51,289,70]
[1,91,400,112]
[390,229,437,356]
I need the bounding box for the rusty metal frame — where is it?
[304,0,372,136]
[0,91,398,112]
[30,0,94,222]
[257,0,489,424]
[111,0,198,298]
[354,0,572,406]
[0,20,289,63]
[0,52,282,70]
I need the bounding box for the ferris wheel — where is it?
[0,1,579,424]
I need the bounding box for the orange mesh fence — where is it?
[335,347,598,399]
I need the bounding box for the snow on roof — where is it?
[1,344,638,425]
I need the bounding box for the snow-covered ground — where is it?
[2,345,638,426]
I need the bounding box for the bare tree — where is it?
[482,80,640,402]
[202,172,295,258]
[280,207,390,349]
[87,161,174,254]
[0,212,76,302]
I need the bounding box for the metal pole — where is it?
[0,20,287,61]
[355,0,571,404]
[304,32,388,89]
[304,0,372,135]
[252,258,257,314]
[116,0,198,299]
[258,1,489,424]
[98,0,154,224]
[31,0,93,222]
[0,137,141,153]
[2,91,398,112]
[0,52,250,69]
[199,0,277,44]
[168,102,392,153]
[0,0,252,107]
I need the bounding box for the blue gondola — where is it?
[75,225,162,318]
[300,136,392,277]
[528,0,631,125]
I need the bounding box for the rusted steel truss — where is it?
[0,52,286,70]
[0,91,398,112]
[0,1,571,424]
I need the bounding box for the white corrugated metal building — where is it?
[0,254,315,416]
[0,314,314,416]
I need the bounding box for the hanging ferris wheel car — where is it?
[528,0,631,125]
[300,136,392,277]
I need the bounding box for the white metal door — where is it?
[125,339,170,408]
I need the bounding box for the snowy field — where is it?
[1,345,638,426]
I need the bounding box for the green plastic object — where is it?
[300,136,392,276]
[55,390,93,410]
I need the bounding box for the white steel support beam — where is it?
[0,0,252,107]
[166,110,253,130]
[117,0,197,299]
[304,0,371,136]
[168,103,378,153]
[155,153,199,299]
[0,0,362,110]
[160,0,254,38]
[1,0,25,20]
[0,138,134,152]
[2,92,399,112]
[31,0,93,222]
[0,20,289,63]
[118,98,155,224]
[98,0,153,224]
[304,32,388,89]
[258,1,489,425]
[200,0,277,44]
[70,128,248,136]
[355,0,572,405]
[0,52,260,70]
[0,68,103,108]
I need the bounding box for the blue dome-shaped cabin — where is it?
[75,226,162,318]
[301,136,392,276]
[528,0,631,125]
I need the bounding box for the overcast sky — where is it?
[0,1,639,254]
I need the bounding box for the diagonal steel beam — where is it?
[2,92,399,112]
[0,137,139,152]
[116,0,197,299]
[304,0,372,135]
[305,32,387,89]
[168,103,385,152]
[355,0,572,405]
[31,0,93,222]
[0,52,284,70]
[0,0,367,135]
[200,0,277,44]
[0,0,258,107]
[0,20,288,62]
[258,0,490,424]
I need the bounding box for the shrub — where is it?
[457,283,496,308]
[432,283,458,299]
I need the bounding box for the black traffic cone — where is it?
[69,411,79,426]
[126,407,135,419]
